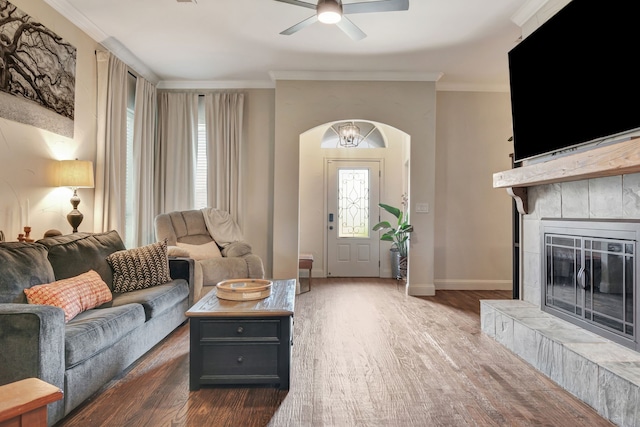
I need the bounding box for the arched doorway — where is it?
[298,119,410,280]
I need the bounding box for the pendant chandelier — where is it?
[338,122,363,148]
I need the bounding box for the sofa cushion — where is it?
[0,242,55,304]
[167,246,190,257]
[107,241,171,293]
[111,280,189,321]
[37,231,126,290]
[64,303,145,368]
[177,241,221,260]
[23,270,112,322]
[156,210,211,246]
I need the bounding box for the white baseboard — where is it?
[434,279,512,290]
[408,283,436,296]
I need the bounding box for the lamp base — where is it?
[67,189,83,233]
[67,210,84,233]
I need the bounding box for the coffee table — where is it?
[185,278,296,390]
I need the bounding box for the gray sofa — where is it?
[0,231,193,426]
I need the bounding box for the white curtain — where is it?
[155,92,199,213]
[131,78,157,246]
[204,92,244,220]
[95,51,128,233]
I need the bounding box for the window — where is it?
[124,72,136,249]
[124,90,208,247]
[195,96,207,209]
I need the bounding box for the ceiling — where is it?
[43,0,533,91]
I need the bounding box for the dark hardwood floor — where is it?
[56,278,614,426]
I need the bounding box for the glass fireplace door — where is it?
[545,234,635,340]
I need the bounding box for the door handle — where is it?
[577,267,586,289]
[329,213,334,222]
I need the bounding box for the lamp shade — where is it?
[59,160,94,188]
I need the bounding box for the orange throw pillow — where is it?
[24,270,112,322]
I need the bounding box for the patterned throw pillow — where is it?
[24,270,113,322]
[107,241,171,293]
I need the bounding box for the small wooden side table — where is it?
[0,378,63,427]
[298,253,313,293]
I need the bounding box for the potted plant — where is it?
[373,198,413,279]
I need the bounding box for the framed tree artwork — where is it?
[0,0,76,137]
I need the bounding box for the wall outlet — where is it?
[415,203,429,213]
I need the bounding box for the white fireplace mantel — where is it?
[493,137,640,214]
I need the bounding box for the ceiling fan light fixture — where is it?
[317,0,342,24]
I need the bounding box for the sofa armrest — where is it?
[242,253,265,279]
[169,257,195,306]
[221,241,252,258]
[0,304,65,423]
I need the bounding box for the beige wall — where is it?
[273,80,437,295]
[240,89,275,277]
[434,91,513,289]
[0,0,99,241]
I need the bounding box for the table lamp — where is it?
[59,160,94,232]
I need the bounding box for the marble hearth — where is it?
[481,299,640,426]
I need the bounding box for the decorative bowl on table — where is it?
[215,279,273,301]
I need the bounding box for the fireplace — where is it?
[488,135,640,425]
[542,219,640,351]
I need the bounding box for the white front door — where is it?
[327,160,380,277]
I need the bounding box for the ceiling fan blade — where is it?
[273,0,316,10]
[343,0,409,14]
[335,16,367,41]
[280,14,319,35]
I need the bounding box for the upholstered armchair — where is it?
[154,209,264,302]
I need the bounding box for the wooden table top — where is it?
[0,378,63,423]
[186,279,296,318]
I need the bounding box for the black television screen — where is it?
[508,0,640,163]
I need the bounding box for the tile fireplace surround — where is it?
[483,138,640,427]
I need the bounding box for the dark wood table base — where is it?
[186,279,296,391]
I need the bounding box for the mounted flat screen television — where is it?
[508,0,640,163]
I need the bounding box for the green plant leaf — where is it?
[378,203,401,219]
[373,202,413,257]
[372,221,392,231]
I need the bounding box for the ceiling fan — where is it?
[275,0,409,41]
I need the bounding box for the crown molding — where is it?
[157,80,276,90]
[43,0,160,84]
[436,82,510,93]
[99,38,160,84]
[43,0,108,42]
[511,0,549,27]
[269,71,444,82]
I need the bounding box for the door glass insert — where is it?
[546,235,581,315]
[337,169,369,238]
[584,238,634,336]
